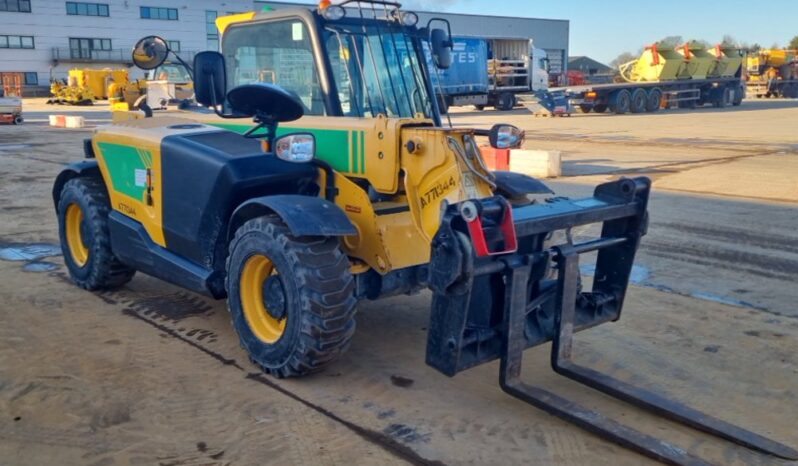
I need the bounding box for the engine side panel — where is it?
[160,130,318,267]
[94,118,319,271]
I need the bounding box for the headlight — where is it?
[321,5,345,21]
[399,11,418,27]
[274,133,316,163]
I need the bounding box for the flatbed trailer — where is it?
[556,76,745,114]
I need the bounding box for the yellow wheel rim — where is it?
[240,254,286,343]
[65,203,89,267]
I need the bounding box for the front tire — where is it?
[226,216,356,378]
[57,177,135,290]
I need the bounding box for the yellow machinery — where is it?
[70,69,128,99]
[710,43,744,78]
[746,49,798,98]
[48,78,94,105]
[619,41,744,83]
[49,68,130,105]
[619,42,691,82]
[677,41,718,79]
[53,4,798,464]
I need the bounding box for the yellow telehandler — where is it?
[53,2,796,463]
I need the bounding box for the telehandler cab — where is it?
[53,1,796,463]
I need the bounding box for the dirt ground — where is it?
[1,99,797,466]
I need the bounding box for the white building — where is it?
[0,0,252,95]
[0,0,569,96]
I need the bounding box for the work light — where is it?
[321,5,345,20]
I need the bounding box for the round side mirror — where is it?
[132,36,170,70]
[489,124,525,149]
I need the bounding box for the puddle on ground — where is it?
[22,261,59,272]
[580,262,765,311]
[0,243,62,261]
[689,291,760,310]
[0,143,31,153]
[580,263,650,285]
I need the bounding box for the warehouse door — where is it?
[0,73,23,97]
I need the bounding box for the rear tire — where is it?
[630,88,647,113]
[610,89,631,114]
[226,216,357,378]
[579,104,592,113]
[474,104,485,111]
[592,104,608,113]
[57,177,136,290]
[646,88,662,112]
[496,92,516,111]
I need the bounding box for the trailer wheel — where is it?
[579,104,592,113]
[13,115,23,125]
[713,87,732,108]
[496,92,516,111]
[592,104,607,113]
[646,88,662,112]
[610,89,631,114]
[474,104,485,111]
[630,88,647,113]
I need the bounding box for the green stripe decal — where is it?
[211,123,351,173]
[97,142,150,201]
[360,131,365,173]
[352,130,359,173]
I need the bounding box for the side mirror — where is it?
[274,133,315,163]
[429,28,453,70]
[489,124,524,149]
[132,36,169,70]
[193,51,227,108]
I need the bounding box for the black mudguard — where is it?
[52,160,102,210]
[228,195,357,241]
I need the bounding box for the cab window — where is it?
[223,19,326,115]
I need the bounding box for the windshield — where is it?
[324,22,432,119]
[149,63,191,82]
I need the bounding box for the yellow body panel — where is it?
[215,12,257,35]
[92,117,208,247]
[401,128,494,242]
[101,108,496,274]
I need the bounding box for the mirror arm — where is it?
[170,52,194,82]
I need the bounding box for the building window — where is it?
[69,37,112,59]
[0,0,32,12]
[167,40,181,52]
[0,35,35,49]
[66,2,109,17]
[140,6,177,20]
[206,10,218,50]
[24,72,38,85]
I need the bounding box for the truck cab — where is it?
[530,45,549,91]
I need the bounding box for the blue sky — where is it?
[407,0,798,64]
